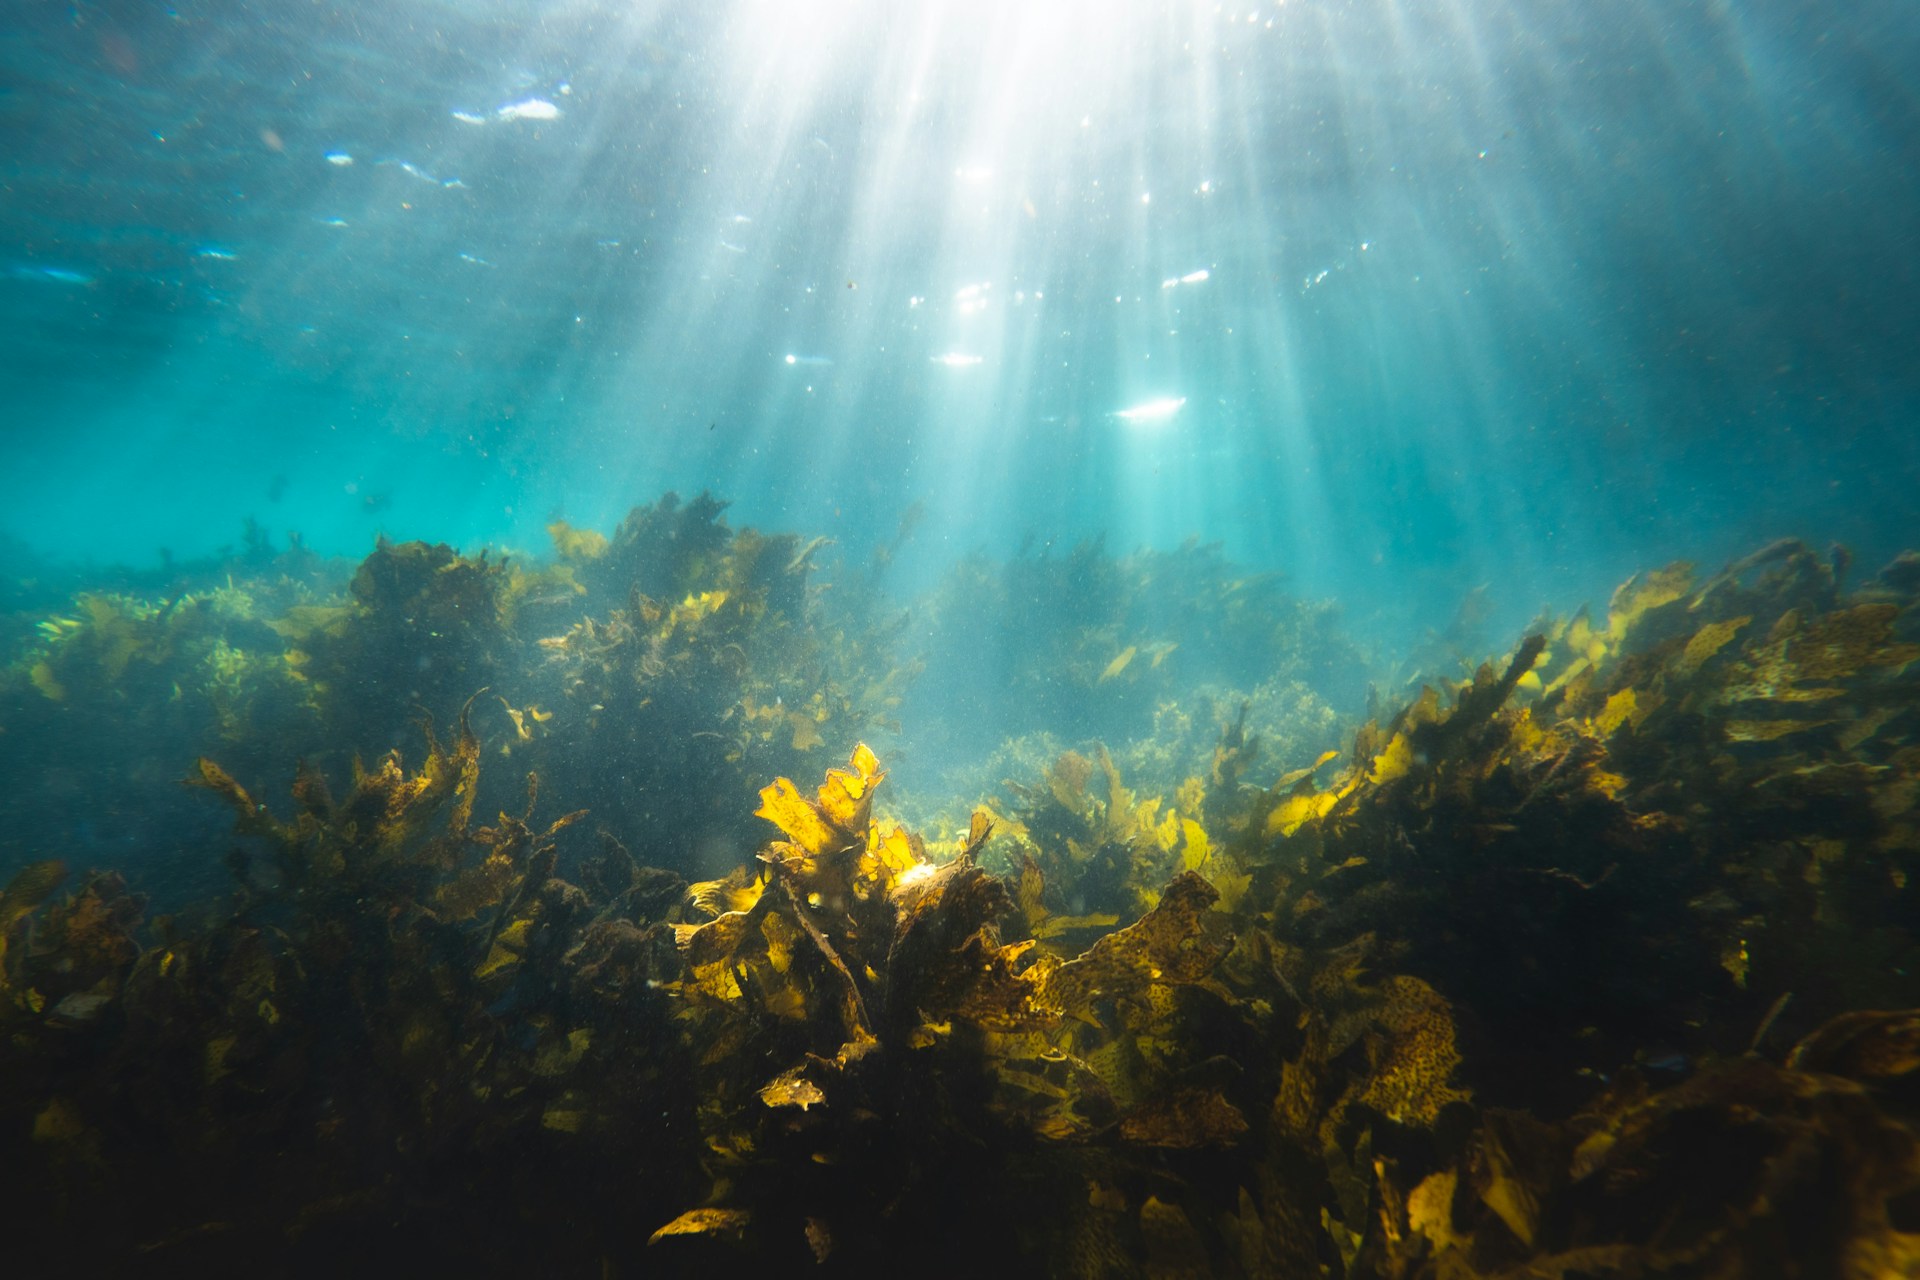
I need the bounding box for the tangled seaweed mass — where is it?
[3,500,1920,1277]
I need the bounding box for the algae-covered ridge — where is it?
[2,509,1919,1277]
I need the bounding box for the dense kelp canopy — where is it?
[2,502,1918,1277]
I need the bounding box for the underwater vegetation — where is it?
[0,495,919,900]
[900,535,1360,795]
[0,493,1344,899]
[2,518,1919,1277]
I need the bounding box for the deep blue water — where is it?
[2,0,1916,639]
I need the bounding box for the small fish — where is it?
[1098,646,1138,683]
[324,151,353,166]
[196,246,237,261]
[389,159,436,183]
[450,109,488,125]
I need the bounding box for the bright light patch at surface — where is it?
[1115,397,1187,424]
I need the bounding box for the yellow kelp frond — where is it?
[354,706,482,864]
[687,866,768,919]
[1041,872,1230,1019]
[754,743,887,905]
[1720,603,1920,707]
[818,741,883,831]
[960,808,995,860]
[496,696,554,742]
[674,905,763,970]
[1273,749,1340,792]
[1014,855,1120,948]
[860,822,924,891]
[886,857,1052,1033]
[755,775,840,860]
[755,746,879,857]
[188,757,291,844]
[191,706,487,897]
[1351,975,1470,1127]
[1606,561,1694,644]
[647,1207,751,1247]
[1265,785,1340,839]
[1002,745,1209,939]
[1674,614,1751,679]
[265,603,353,643]
[546,519,609,562]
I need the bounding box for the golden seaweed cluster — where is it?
[1204,538,1920,1277]
[2,530,1919,1277]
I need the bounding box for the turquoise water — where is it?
[6,1,1913,635]
[5,5,1920,1274]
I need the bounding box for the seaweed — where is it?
[902,535,1360,785]
[651,744,1259,1271]
[2,523,1919,1276]
[521,504,909,875]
